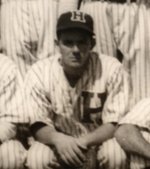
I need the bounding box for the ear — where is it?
[90,37,96,50]
[55,39,59,46]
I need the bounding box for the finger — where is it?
[72,144,86,162]
[99,156,107,167]
[59,153,71,166]
[48,161,61,169]
[76,140,87,151]
[63,151,83,167]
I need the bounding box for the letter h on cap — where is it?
[71,11,86,23]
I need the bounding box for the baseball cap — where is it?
[56,10,95,37]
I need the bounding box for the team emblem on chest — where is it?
[80,91,107,123]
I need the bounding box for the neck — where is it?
[64,70,81,87]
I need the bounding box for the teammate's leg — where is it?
[97,138,129,169]
[0,139,27,169]
[26,141,59,169]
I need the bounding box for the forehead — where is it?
[59,29,91,40]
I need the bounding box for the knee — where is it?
[97,138,128,169]
[0,140,27,169]
[26,141,55,169]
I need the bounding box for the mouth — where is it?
[73,53,81,60]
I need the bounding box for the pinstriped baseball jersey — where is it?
[118,98,150,169]
[119,98,150,130]
[0,0,57,78]
[0,54,27,123]
[80,0,150,109]
[0,54,28,169]
[58,0,79,16]
[25,52,129,132]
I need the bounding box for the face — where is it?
[58,29,92,75]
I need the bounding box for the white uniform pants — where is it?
[0,139,27,169]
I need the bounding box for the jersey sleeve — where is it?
[24,62,54,129]
[0,56,25,123]
[119,98,150,130]
[102,62,130,124]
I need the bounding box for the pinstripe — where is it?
[24,52,129,168]
[119,98,150,169]
[97,138,128,169]
[0,0,82,78]
[0,54,24,122]
[0,54,27,168]
[0,0,56,78]
[0,140,26,169]
[81,1,116,56]
[80,1,150,168]
[58,0,79,16]
[80,1,150,108]
[26,141,55,169]
[25,53,129,126]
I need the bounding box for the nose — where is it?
[72,44,79,52]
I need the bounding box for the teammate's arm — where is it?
[0,60,20,142]
[117,124,150,159]
[115,124,150,160]
[115,98,150,159]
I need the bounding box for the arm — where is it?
[115,98,150,159]
[0,56,22,141]
[115,124,150,160]
[25,64,86,168]
[31,123,86,167]
[77,123,116,148]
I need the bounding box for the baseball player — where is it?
[80,0,150,109]
[23,10,130,169]
[115,98,150,169]
[0,53,27,169]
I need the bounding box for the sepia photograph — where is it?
[0,0,150,168]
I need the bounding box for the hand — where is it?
[0,122,16,142]
[97,145,108,168]
[76,137,88,151]
[53,133,86,167]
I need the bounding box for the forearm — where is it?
[115,124,150,160]
[81,123,116,147]
[32,123,64,146]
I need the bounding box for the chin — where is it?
[69,62,84,68]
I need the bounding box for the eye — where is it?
[78,40,87,46]
[62,40,74,47]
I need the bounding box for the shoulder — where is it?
[28,54,59,74]
[99,53,122,68]
[91,52,122,72]
[25,53,61,84]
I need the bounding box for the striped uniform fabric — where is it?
[58,0,79,16]
[80,1,150,168]
[119,98,150,169]
[0,0,57,78]
[0,54,27,169]
[0,0,83,78]
[80,0,150,109]
[24,52,129,169]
